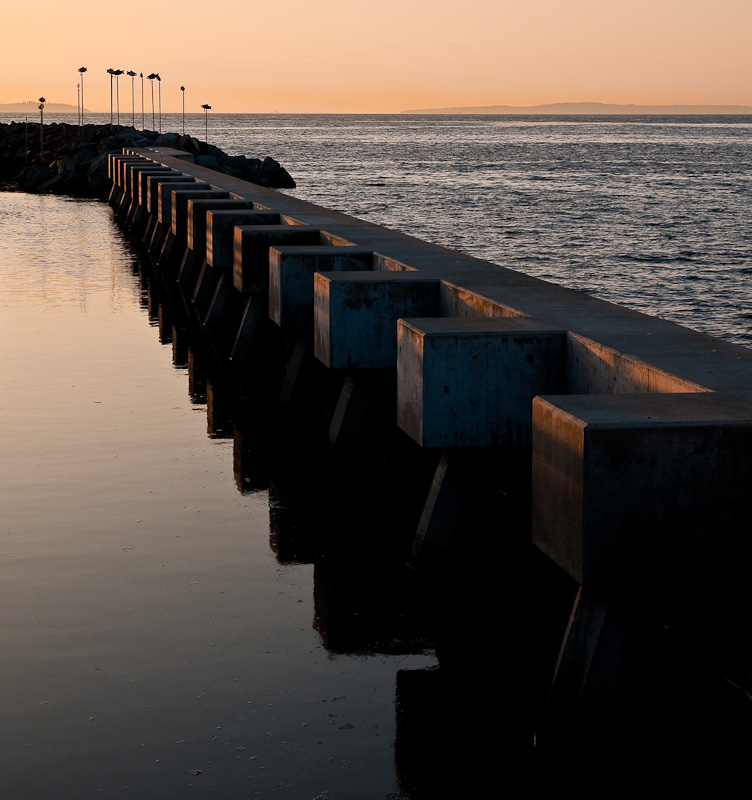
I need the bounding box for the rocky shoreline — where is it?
[0,121,295,198]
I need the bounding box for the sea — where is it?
[1,113,751,797]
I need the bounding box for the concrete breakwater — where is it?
[0,122,295,197]
[110,146,752,782]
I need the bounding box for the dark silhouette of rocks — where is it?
[0,121,296,197]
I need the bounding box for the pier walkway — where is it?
[108,146,752,754]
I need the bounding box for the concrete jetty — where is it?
[107,146,752,762]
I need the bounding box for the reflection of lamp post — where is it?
[147,73,157,130]
[38,97,45,159]
[78,66,87,127]
[140,73,144,129]
[127,71,137,128]
[180,86,185,135]
[201,104,211,142]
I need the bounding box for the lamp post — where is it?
[180,86,185,135]
[78,66,87,127]
[38,97,45,160]
[156,74,162,133]
[107,68,115,130]
[140,73,144,129]
[127,71,137,128]
[113,69,124,130]
[147,73,157,130]
[77,82,80,128]
[201,104,211,142]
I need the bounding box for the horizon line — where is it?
[4,100,752,115]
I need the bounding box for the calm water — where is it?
[0,191,436,799]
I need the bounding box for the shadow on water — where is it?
[128,230,752,796]
[131,244,525,797]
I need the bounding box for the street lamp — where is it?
[180,86,185,135]
[78,66,87,127]
[156,74,162,133]
[127,71,137,128]
[107,68,116,130]
[38,97,45,159]
[113,69,124,130]
[201,104,211,142]
[147,73,158,130]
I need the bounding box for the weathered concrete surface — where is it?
[206,210,282,271]
[135,167,175,207]
[397,317,567,447]
[158,181,208,225]
[120,149,752,398]
[531,392,752,586]
[147,174,195,214]
[187,198,255,253]
[233,226,323,294]
[269,246,374,329]
[314,273,441,370]
[172,190,229,243]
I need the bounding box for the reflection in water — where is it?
[0,192,453,799]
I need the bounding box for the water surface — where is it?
[0,191,435,799]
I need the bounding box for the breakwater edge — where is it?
[107,141,752,790]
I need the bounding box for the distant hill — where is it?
[0,101,87,114]
[402,101,752,115]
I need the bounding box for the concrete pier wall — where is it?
[108,148,752,744]
[108,144,752,557]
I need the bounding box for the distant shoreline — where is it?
[401,102,752,115]
[0,102,88,113]
[4,101,752,116]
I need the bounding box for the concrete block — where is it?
[566,333,707,395]
[158,181,207,224]
[110,154,142,183]
[136,167,175,208]
[148,175,195,214]
[269,246,374,328]
[531,392,752,587]
[206,210,281,271]
[397,317,567,447]
[172,190,229,242]
[187,199,255,253]
[233,226,322,294]
[314,272,441,370]
[118,156,145,190]
[206,209,281,272]
[125,162,167,198]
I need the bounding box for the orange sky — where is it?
[2,0,751,113]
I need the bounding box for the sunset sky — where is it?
[3,0,751,113]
